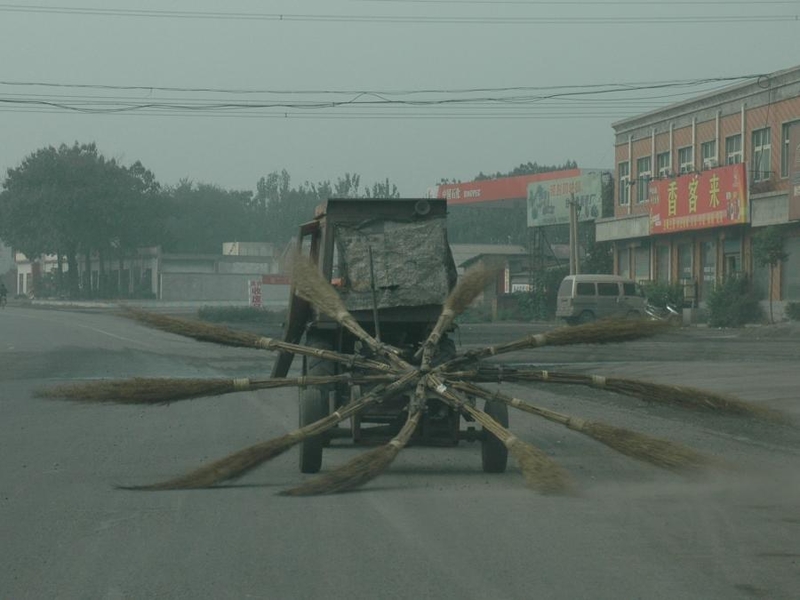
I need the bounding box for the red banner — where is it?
[649,163,747,235]
[431,169,581,205]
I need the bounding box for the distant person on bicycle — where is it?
[0,282,7,307]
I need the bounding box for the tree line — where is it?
[0,143,605,299]
[0,143,399,297]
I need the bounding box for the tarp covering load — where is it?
[335,218,457,311]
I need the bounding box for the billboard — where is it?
[428,169,581,206]
[526,171,603,227]
[649,163,747,235]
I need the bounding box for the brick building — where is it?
[597,64,800,312]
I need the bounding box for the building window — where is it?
[636,156,651,203]
[726,134,743,164]
[678,146,694,174]
[782,122,796,179]
[657,151,671,178]
[751,127,771,182]
[701,140,717,169]
[618,161,630,206]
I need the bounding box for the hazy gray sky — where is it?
[1,0,798,196]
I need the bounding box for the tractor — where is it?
[270,198,509,474]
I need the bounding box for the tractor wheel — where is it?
[481,399,509,473]
[298,333,335,473]
[299,387,328,473]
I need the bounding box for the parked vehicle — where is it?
[556,274,647,324]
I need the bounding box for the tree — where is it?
[752,225,789,323]
[161,181,262,254]
[0,143,160,297]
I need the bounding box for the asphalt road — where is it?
[1,307,799,600]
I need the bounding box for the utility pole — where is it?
[568,193,580,275]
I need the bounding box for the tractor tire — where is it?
[481,399,509,473]
[299,387,328,473]
[298,333,336,474]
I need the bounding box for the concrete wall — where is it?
[159,273,290,307]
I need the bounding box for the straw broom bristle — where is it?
[120,307,261,348]
[120,375,417,490]
[280,410,420,496]
[38,378,237,404]
[452,380,710,473]
[38,374,393,405]
[540,318,670,347]
[290,254,354,325]
[506,437,573,495]
[603,378,784,421]
[417,266,497,364]
[459,367,781,421]
[446,266,497,315]
[427,374,573,495]
[290,255,407,369]
[120,433,302,490]
[576,419,710,470]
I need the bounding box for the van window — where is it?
[622,282,636,296]
[576,282,595,296]
[597,282,619,296]
[558,278,573,296]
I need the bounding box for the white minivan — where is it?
[556,274,647,324]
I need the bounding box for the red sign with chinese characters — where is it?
[649,163,747,235]
[431,169,581,205]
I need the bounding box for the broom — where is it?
[416,266,497,371]
[455,366,782,421]
[39,373,394,405]
[280,378,428,496]
[290,255,411,371]
[119,307,395,373]
[440,318,670,370]
[120,370,420,490]
[427,374,572,494]
[452,381,710,471]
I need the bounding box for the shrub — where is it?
[706,276,762,327]
[197,305,286,324]
[786,302,800,321]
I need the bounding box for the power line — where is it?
[357,0,800,5]
[0,75,760,98]
[0,4,795,24]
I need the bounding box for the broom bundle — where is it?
[40,374,394,405]
[290,255,409,370]
[119,306,394,373]
[427,374,572,494]
[416,266,497,369]
[121,370,419,490]
[281,409,422,496]
[453,381,710,471]
[281,377,430,495]
[457,366,781,420]
[442,319,670,370]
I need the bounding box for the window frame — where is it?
[781,121,798,179]
[636,156,651,204]
[701,140,717,169]
[725,134,743,165]
[751,127,772,183]
[678,146,694,174]
[618,161,630,206]
[656,151,671,178]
